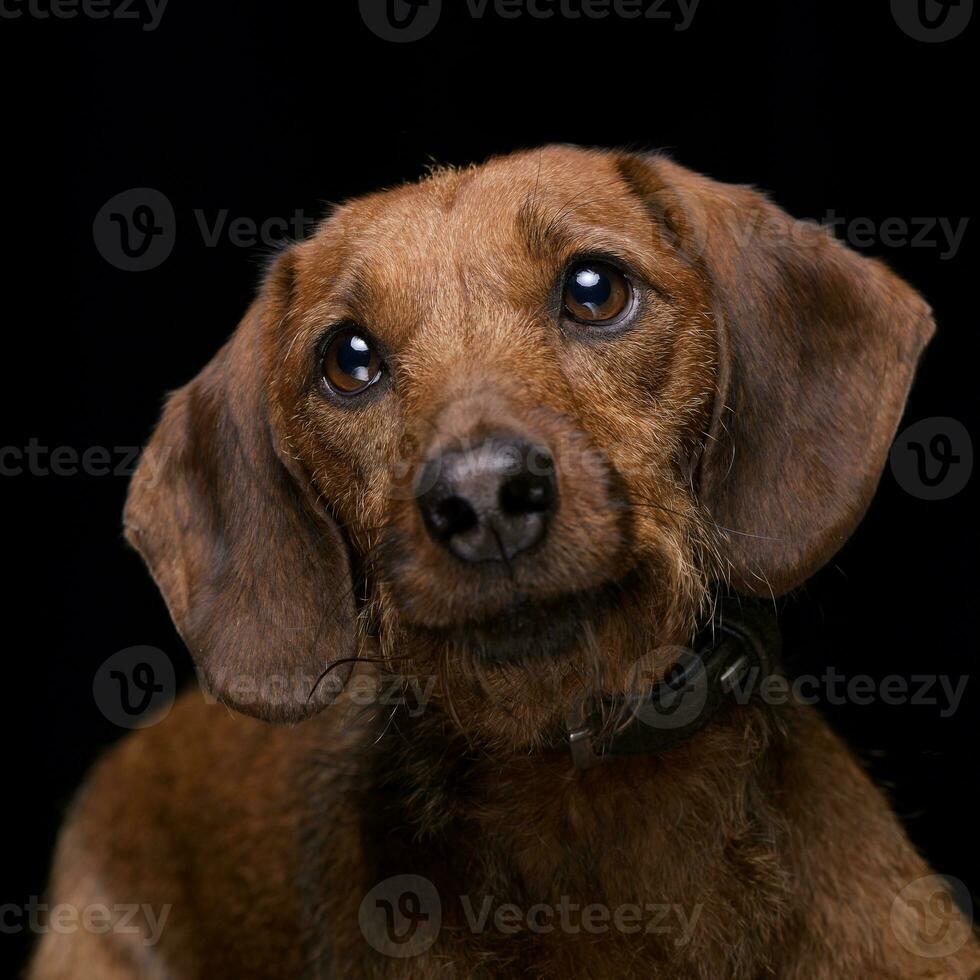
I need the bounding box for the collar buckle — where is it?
[565,698,601,769]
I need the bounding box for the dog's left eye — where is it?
[322,328,383,395]
[562,262,632,325]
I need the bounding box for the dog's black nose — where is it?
[417,437,557,563]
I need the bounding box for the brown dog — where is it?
[32,146,979,979]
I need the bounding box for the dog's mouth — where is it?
[421,579,626,666]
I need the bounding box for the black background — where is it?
[3,0,977,974]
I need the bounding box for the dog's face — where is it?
[125,146,933,746]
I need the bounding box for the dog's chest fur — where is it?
[297,702,967,979]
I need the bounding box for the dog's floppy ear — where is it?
[620,154,935,595]
[123,251,357,722]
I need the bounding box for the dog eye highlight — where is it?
[562,262,632,325]
[322,328,383,395]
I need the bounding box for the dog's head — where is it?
[124,146,933,746]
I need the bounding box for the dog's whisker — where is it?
[630,496,781,543]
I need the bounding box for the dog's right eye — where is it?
[561,261,633,326]
[322,328,383,396]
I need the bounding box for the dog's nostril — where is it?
[499,471,554,516]
[428,494,479,541]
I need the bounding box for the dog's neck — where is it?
[343,599,789,972]
[362,664,789,897]
[355,691,794,977]
[336,605,804,978]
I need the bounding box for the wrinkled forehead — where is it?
[289,148,657,344]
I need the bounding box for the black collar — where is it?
[564,601,781,769]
